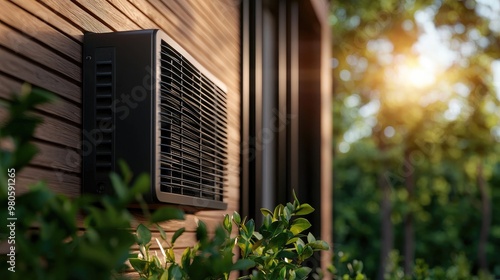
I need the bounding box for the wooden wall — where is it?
[0,0,241,269]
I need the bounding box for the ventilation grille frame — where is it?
[83,29,228,211]
[154,33,228,209]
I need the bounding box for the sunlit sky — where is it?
[336,0,500,153]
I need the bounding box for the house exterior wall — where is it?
[0,0,240,264]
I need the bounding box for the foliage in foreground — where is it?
[0,87,184,279]
[130,196,329,280]
[0,87,328,279]
[329,250,493,280]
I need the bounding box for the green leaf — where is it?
[307,232,316,243]
[296,238,305,254]
[231,259,256,270]
[301,245,314,260]
[269,232,289,250]
[160,270,169,280]
[167,248,175,262]
[290,218,311,235]
[294,203,315,215]
[26,86,56,107]
[130,173,150,197]
[233,211,241,224]
[295,267,312,280]
[153,255,162,269]
[263,214,272,229]
[168,264,183,279]
[251,238,264,251]
[260,208,273,217]
[283,206,292,221]
[245,219,255,238]
[12,142,38,170]
[279,267,287,279]
[150,207,185,223]
[171,227,185,244]
[273,204,284,220]
[308,240,330,251]
[118,159,133,184]
[353,259,364,273]
[276,250,298,259]
[293,189,300,207]
[223,214,232,233]
[129,258,149,274]
[253,231,263,240]
[156,224,167,241]
[181,247,192,269]
[109,172,127,201]
[196,220,208,242]
[286,202,296,215]
[136,224,152,245]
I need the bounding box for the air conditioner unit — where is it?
[82,29,228,210]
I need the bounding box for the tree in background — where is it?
[331,0,500,278]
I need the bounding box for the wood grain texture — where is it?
[10,0,83,41]
[0,23,81,82]
[0,75,81,124]
[0,1,81,61]
[0,0,241,257]
[0,48,80,102]
[39,0,113,33]
[17,167,81,198]
[73,0,141,31]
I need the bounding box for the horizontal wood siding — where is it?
[0,0,241,269]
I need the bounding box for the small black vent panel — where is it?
[159,41,228,202]
[83,29,228,210]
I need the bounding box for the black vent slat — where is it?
[94,57,113,176]
[159,40,227,201]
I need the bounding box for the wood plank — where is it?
[0,22,81,82]
[0,1,81,62]
[0,108,81,164]
[34,113,80,149]
[9,0,83,42]
[0,48,80,103]
[17,166,80,198]
[106,0,159,29]
[0,74,81,124]
[73,0,141,31]
[128,0,239,88]
[33,141,81,174]
[39,0,113,33]
[162,0,240,62]
[178,0,240,61]
[208,0,240,27]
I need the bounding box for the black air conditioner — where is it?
[82,29,228,210]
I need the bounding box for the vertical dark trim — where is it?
[288,0,300,197]
[253,0,264,223]
[277,0,289,202]
[240,0,250,219]
[240,0,264,222]
[261,0,278,209]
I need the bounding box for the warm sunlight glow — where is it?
[395,56,438,89]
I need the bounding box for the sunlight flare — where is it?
[395,56,438,89]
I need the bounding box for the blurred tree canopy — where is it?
[331,0,500,279]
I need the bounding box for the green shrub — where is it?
[329,250,493,280]
[0,86,328,280]
[129,195,330,280]
[0,87,186,279]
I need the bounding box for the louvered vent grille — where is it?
[159,40,228,202]
[94,58,113,180]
